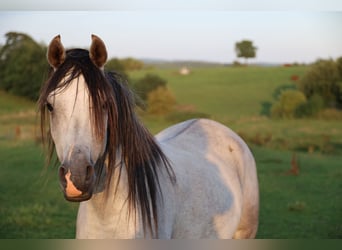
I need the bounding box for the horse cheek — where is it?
[49,114,67,161]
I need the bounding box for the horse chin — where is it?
[64,192,93,202]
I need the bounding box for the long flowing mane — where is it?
[38,49,175,236]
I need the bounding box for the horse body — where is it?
[76,119,258,238]
[158,119,258,239]
[39,35,259,239]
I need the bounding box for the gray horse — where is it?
[38,35,259,239]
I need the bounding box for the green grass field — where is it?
[0,66,341,238]
[130,66,307,119]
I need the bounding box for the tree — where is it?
[337,57,342,79]
[120,57,144,71]
[105,58,128,80]
[298,59,342,109]
[235,40,257,65]
[295,94,324,118]
[271,90,307,119]
[147,86,176,115]
[132,73,167,103]
[0,32,48,100]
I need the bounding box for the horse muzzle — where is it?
[59,164,95,202]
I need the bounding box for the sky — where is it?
[0,1,342,64]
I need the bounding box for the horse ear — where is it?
[90,34,107,68]
[47,35,66,69]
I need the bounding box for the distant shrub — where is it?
[232,60,243,67]
[271,90,307,118]
[260,101,272,116]
[266,58,342,119]
[272,84,297,100]
[316,108,342,120]
[105,58,128,80]
[336,56,342,79]
[295,94,324,117]
[147,86,176,115]
[298,59,342,109]
[120,57,144,71]
[133,74,167,102]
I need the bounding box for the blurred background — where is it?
[0,1,341,239]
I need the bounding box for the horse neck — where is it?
[94,148,124,191]
[91,151,130,210]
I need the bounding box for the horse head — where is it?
[42,35,110,201]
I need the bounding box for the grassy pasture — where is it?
[132,66,342,155]
[130,66,307,119]
[0,66,341,238]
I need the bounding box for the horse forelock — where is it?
[38,48,175,237]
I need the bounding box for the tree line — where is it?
[0,33,259,104]
[0,32,48,100]
[0,32,150,101]
[269,58,342,119]
[233,39,342,118]
[2,32,341,120]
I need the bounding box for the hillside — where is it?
[130,66,308,119]
[0,90,35,115]
[0,66,341,238]
[0,91,36,142]
[130,66,342,156]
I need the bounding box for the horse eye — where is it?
[46,102,54,112]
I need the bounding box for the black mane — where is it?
[38,48,175,237]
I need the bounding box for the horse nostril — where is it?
[59,166,68,186]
